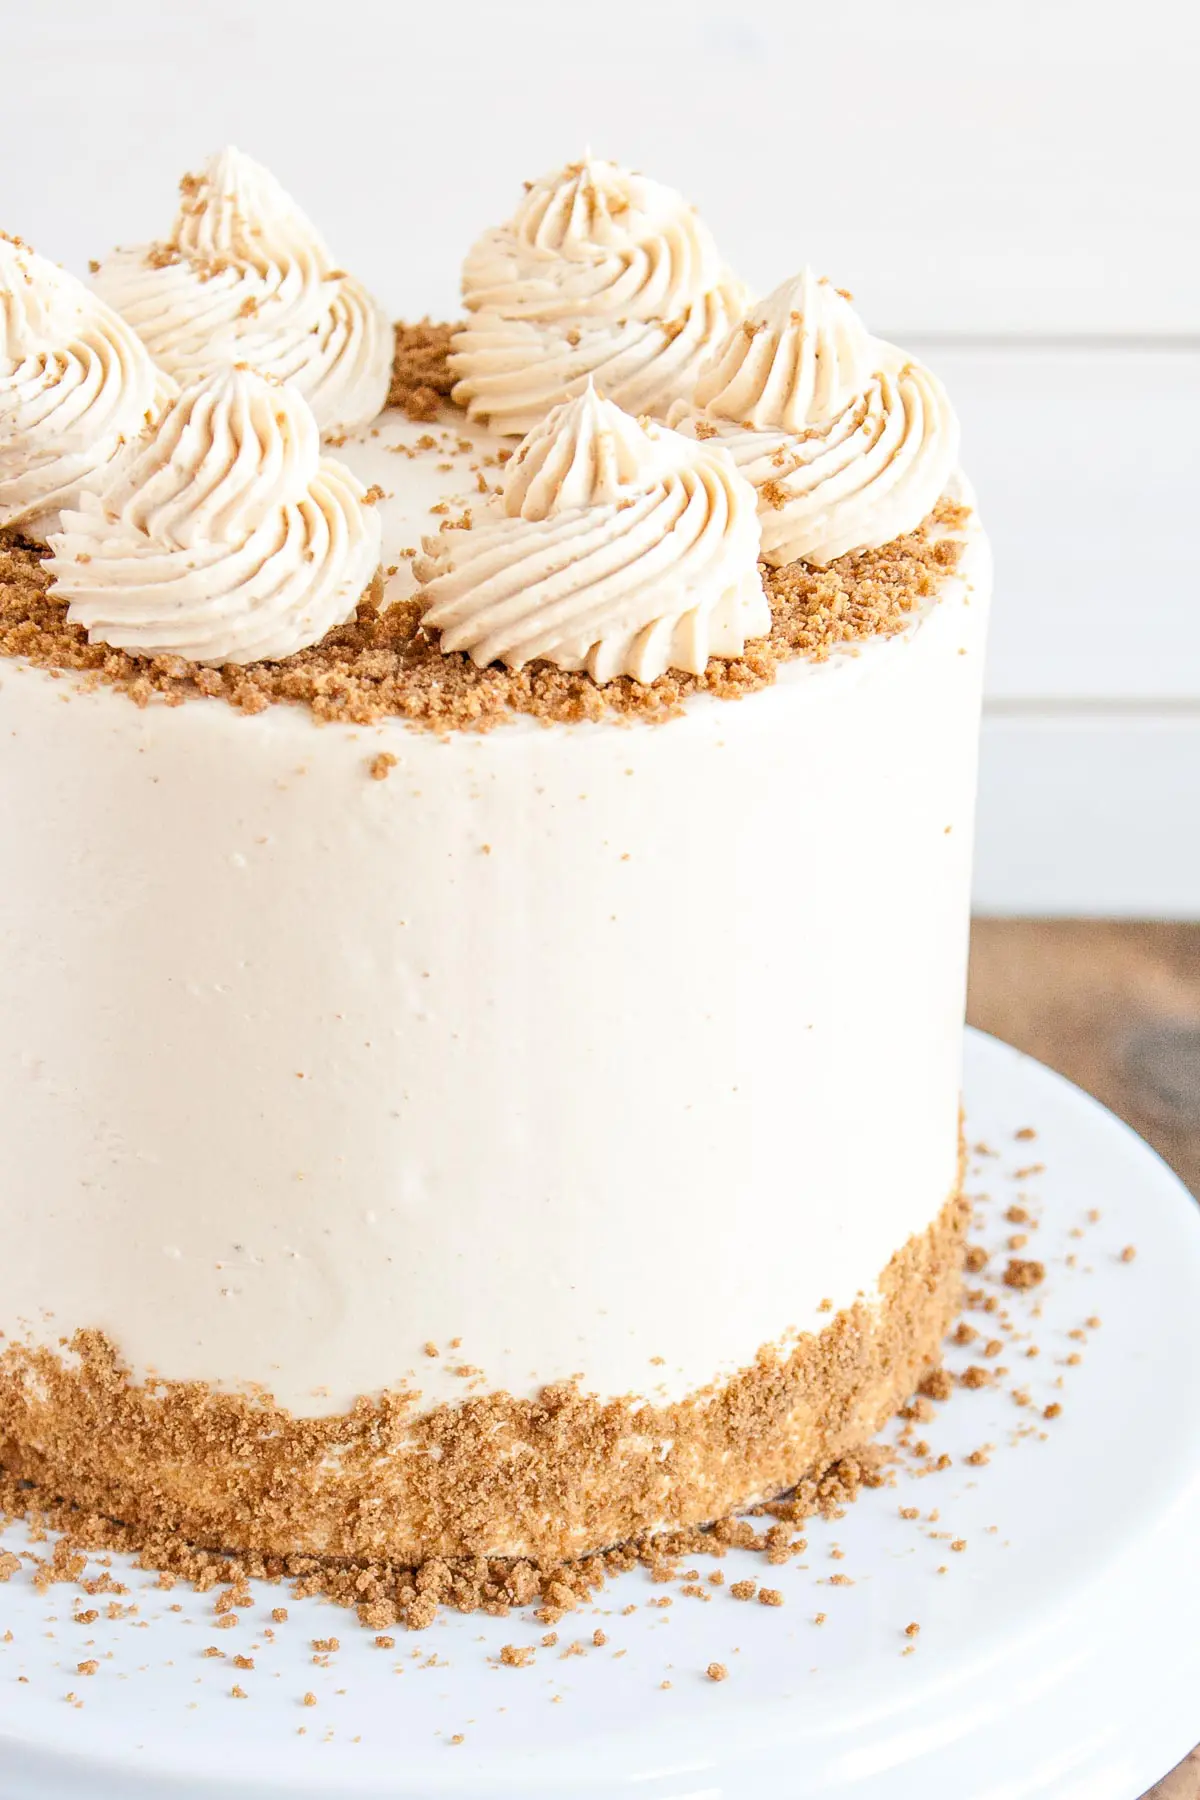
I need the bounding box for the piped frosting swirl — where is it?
[449,157,749,437]
[93,148,392,438]
[46,366,381,664]
[670,271,959,565]
[1,234,174,542]
[414,381,768,683]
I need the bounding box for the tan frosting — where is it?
[414,381,768,682]
[449,156,748,436]
[689,268,875,431]
[46,366,381,664]
[1,234,174,542]
[92,148,392,438]
[670,270,959,565]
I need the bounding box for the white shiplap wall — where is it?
[3,0,1198,913]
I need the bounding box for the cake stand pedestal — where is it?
[2,1030,1199,1800]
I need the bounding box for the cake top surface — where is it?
[0,375,970,732]
[0,150,973,730]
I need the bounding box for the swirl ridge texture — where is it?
[449,157,749,436]
[1,235,174,541]
[46,365,381,664]
[415,380,768,683]
[93,148,392,438]
[670,270,959,565]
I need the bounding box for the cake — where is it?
[0,151,991,1580]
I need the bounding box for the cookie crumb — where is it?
[387,319,456,421]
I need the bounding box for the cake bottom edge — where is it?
[0,1187,969,1575]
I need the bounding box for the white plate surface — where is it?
[1,1030,1199,1799]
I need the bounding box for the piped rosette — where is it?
[414,381,769,683]
[46,365,381,665]
[449,156,749,436]
[1,234,175,542]
[93,147,392,438]
[669,270,959,566]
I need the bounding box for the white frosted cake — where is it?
[0,151,991,1581]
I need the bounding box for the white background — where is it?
[3,0,1198,913]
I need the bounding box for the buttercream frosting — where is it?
[414,382,768,682]
[0,485,991,1422]
[449,156,748,436]
[670,270,959,565]
[1,234,174,541]
[92,148,392,438]
[46,365,381,664]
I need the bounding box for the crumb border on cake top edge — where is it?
[0,318,981,735]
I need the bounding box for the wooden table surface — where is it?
[968,922,1200,1800]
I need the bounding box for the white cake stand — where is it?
[2,1030,1199,1800]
